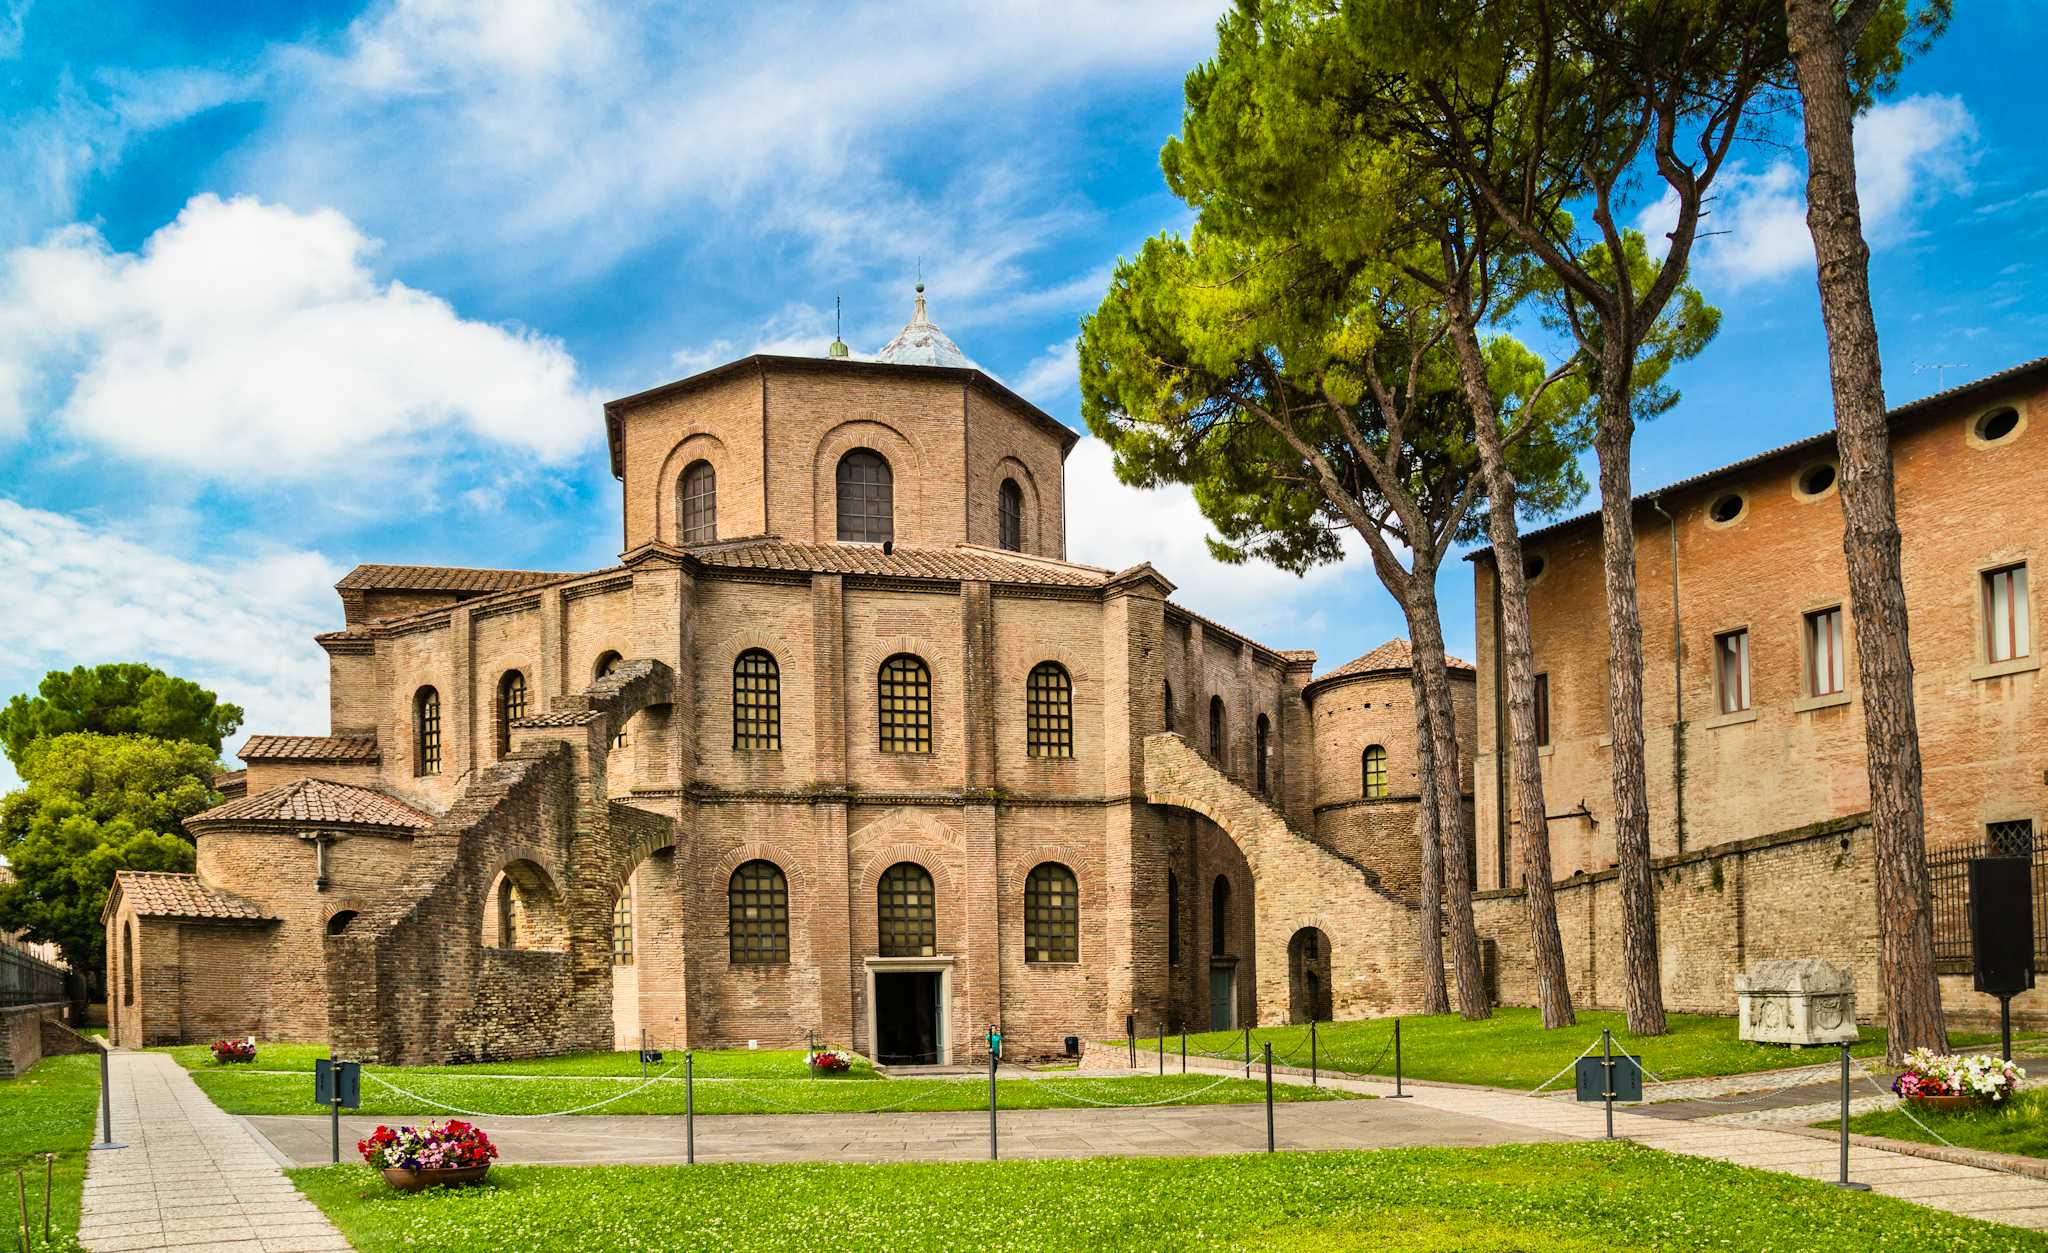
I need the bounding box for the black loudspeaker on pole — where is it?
[1968,856,2036,1061]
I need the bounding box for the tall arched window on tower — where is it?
[122,920,134,1006]
[596,652,626,750]
[728,860,790,964]
[837,449,894,543]
[1211,875,1231,955]
[998,478,1023,551]
[732,649,782,750]
[680,460,717,543]
[1167,871,1180,965]
[496,670,527,757]
[1164,681,1176,731]
[1208,695,1225,762]
[1024,862,1079,963]
[877,653,932,753]
[414,687,441,775]
[1362,744,1388,799]
[1025,662,1072,758]
[877,862,937,957]
[1255,714,1271,794]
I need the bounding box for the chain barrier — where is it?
[1523,1038,1604,1097]
[719,1078,966,1116]
[1029,1071,1245,1108]
[360,1061,685,1119]
[1636,1065,1806,1109]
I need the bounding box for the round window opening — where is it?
[1976,406,2021,444]
[1797,463,1836,497]
[1708,493,1745,524]
[1523,554,1546,581]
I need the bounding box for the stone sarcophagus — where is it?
[1736,959,1860,1046]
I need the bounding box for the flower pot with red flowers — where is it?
[210,1038,256,1064]
[358,1121,499,1191]
[1892,1049,2026,1111]
[808,1050,851,1075]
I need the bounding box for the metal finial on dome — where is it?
[876,279,971,368]
[828,292,849,358]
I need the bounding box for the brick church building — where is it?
[103,290,1469,1064]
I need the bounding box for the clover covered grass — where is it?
[1838,1086,2048,1160]
[0,1052,101,1253]
[286,1140,2044,1252]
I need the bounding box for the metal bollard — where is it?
[1180,1029,1186,1074]
[1310,1019,1318,1088]
[1158,1023,1165,1076]
[91,1045,126,1150]
[1834,1043,1868,1190]
[988,1045,1000,1161]
[1387,1018,1412,1098]
[1242,1025,1250,1076]
[1127,1014,1136,1068]
[1602,1029,1615,1140]
[1263,1042,1275,1152]
[685,1052,695,1165]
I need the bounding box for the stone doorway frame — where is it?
[863,955,954,1066]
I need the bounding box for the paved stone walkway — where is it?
[79,1050,350,1253]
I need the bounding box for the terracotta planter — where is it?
[380,1165,490,1193]
[1907,1094,1982,1112]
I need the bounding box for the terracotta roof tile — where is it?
[239,734,379,764]
[336,564,574,594]
[1310,639,1474,689]
[512,711,604,728]
[111,872,272,923]
[187,778,432,831]
[691,539,1110,587]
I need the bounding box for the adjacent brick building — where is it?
[1469,358,2048,1026]
[106,292,1463,1063]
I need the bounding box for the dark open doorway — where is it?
[874,970,940,1065]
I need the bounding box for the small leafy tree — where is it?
[0,662,243,769]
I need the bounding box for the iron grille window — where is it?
[1985,564,2031,663]
[1806,607,1846,696]
[680,460,717,543]
[836,449,894,543]
[611,879,633,965]
[877,862,937,957]
[1025,662,1073,758]
[1989,819,2037,858]
[998,478,1023,551]
[1255,714,1270,793]
[1211,875,1231,955]
[1930,827,2048,976]
[1715,629,1751,714]
[728,860,789,964]
[1167,871,1179,965]
[732,649,782,750]
[497,670,527,757]
[878,653,932,753]
[1533,673,1551,747]
[1024,862,1079,963]
[1362,745,1387,799]
[415,687,441,775]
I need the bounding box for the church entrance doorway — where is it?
[874,971,941,1065]
[1208,960,1237,1032]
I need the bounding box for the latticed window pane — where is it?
[733,649,782,750]
[1212,875,1231,955]
[998,478,1023,551]
[878,654,932,753]
[1025,662,1072,758]
[877,862,936,957]
[1362,745,1387,799]
[611,879,634,965]
[497,671,527,757]
[728,860,789,964]
[416,687,441,776]
[836,449,894,543]
[681,460,717,543]
[1533,674,1551,747]
[1024,862,1078,963]
[1989,820,2036,858]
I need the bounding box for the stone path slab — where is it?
[80,1050,350,1253]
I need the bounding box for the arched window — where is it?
[1255,714,1271,794]
[325,910,357,936]
[414,687,441,776]
[1167,870,1180,965]
[1363,744,1388,799]
[733,649,782,750]
[122,920,134,1006]
[1026,662,1073,758]
[496,670,527,757]
[877,862,937,957]
[877,653,932,753]
[1164,681,1176,731]
[728,860,790,964]
[836,449,894,543]
[496,874,515,947]
[595,653,626,749]
[679,459,717,543]
[1208,695,1224,761]
[611,878,634,966]
[998,478,1023,551]
[1211,875,1231,955]
[1024,862,1079,963]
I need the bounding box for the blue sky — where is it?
[0,0,2041,784]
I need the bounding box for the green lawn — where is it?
[1839,1087,2048,1159]
[192,1069,1351,1118]
[286,1140,2041,1252]
[1170,1009,2021,1089]
[155,1043,869,1079]
[0,1052,102,1253]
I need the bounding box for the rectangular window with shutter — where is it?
[1715,629,1750,715]
[1805,607,1845,696]
[1986,564,2031,663]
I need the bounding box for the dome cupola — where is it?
[876,283,973,368]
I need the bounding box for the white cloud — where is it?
[0,0,29,59]
[1013,341,1079,407]
[0,193,603,479]
[1064,436,1375,648]
[0,498,340,788]
[1642,94,1979,288]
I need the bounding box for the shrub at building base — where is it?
[358,1120,499,1192]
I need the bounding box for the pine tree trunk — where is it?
[1410,669,1452,1015]
[1447,318,1575,1028]
[1407,579,1490,1019]
[1594,345,1668,1036]
[1784,0,1946,1062]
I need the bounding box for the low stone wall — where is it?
[0,1002,92,1078]
[1472,814,2048,1030]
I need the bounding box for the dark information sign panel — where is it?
[315,1058,362,1109]
[1575,1054,1643,1103]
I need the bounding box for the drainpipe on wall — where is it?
[1490,558,1510,889]
[1649,496,1685,854]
